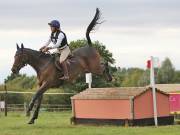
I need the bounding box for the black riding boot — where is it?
[59,61,69,80]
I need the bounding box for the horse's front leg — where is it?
[28,95,43,124]
[27,82,48,114]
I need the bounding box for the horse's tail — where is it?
[86,8,102,46]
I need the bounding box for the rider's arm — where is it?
[40,37,51,51]
[50,33,64,49]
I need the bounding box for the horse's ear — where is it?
[21,43,24,49]
[16,43,20,50]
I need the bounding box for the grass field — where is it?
[0,111,180,135]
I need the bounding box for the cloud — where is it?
[1,0,180,29]
[1,0,180,83]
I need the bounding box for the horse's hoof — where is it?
[27,120,34,124]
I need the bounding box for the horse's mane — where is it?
[23,48,52,59]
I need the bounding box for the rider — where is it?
[40,20,70,80]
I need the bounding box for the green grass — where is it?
[0,111,180,135]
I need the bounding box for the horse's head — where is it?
[11,43,28,74]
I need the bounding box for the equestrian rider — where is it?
[40,20,70,80]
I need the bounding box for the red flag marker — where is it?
[147,60,151,69]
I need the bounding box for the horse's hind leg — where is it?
[102,62,112,81]
[79,58,90,73]
[103,62,112,82]
[91,62,112,82]
[28,95,43,124]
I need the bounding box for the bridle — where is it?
[13,52,29,71]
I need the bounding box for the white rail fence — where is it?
[0,91,75,114]
[7,103,72,112]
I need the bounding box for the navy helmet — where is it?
[48,20,60,29]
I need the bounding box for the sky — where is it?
[0,0,180,84]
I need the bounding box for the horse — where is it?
[11,8,112,124]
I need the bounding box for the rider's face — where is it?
[50,26,56,33]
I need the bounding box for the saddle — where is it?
[52,53,74,70]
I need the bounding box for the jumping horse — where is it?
[11,8,112,124]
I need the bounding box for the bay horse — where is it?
[11,8,112,124]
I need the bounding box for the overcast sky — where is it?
[1,0,180,84]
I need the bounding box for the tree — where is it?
[121,68,144,87]
[4,73,20,83]
[2,74,37,91]
[172,70,180,83]
[157,58,175,84]
[138,69,150,86]
[111,67,127,87]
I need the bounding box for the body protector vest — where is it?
[50,31,68,49]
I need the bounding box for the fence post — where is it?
[4,84,7,116]
[86,73,92,88]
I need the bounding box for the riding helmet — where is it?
[48,20,60,29]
